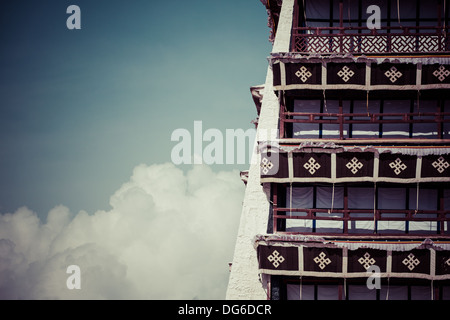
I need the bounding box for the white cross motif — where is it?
[389,158,407,176]
[337,65,355,82]
[295,66,312,82]
[402,253,420,271]
[313,252,332,270]
[433,65,450,82]
[267,250,285,268]
[384,66,403,83]
[358,252,376,270]
[260,157,274,175]
[303,157,321,175]
[346,157,363,174]
[445,258,450,267]
[432,156,450,174]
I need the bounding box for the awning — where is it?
[271,54,450,92]
[259,144,450,184]
[254,235,450,280]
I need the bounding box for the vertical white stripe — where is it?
[288,151,294,182]
[280,61,286,87]
[322,63,327,86]
[416,156,422,181]
[365,63,371,90]
[342,247,348,276]
[373,153,379,181]
[331,153,337,182]
[387,250,392,275]
[416,63,422,88]
[298,246,304,273]
[430,248,436,278]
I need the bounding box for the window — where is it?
[274,183,449,235]
[296,0,444,30]
[293,0,447,53]
[284,98,445,140]
[280,277,450,300]
[285,185,344,233]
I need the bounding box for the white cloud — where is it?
[0,163,244,299]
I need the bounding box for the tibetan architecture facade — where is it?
[227,0,450,300]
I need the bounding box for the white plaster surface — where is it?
[225,0,294,300]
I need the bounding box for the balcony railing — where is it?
[280,110,450,140]
[292,26,450,54]
[273,207,450,236]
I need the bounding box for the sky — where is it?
[0,0,272,299]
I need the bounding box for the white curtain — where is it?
[286,186,345,232]
[287,283,436,300]
[348,187,375,233]
[381,285,408,300]
[348,285,377,300]
[321,101,349,139]
[286,187,313,232]
[285,185,442,234]
[287,284,315,300]
[293,100,320,139]
[316,186,345,233]
[286,284,339,300]
[444,101,450,139]
[412,100,439,139]
[352,100,380,138]
[377,187,406,233]
[409,188,438,233]
[411,286,432,300]
[382,100,410,138]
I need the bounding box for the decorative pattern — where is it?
[384,66,403,83]
[260,149,450,184]
[267,250,285,268]
[432,156,450,174]
[402,253,421,271]
[313,252,332,270]
[292,27,447,54]
[257,243,450,280]
[446,258,450,267]
[337,65,355,82]
[260,157,274,175]
[295,66,312,82]
[274,58,450,91]
[345,157,364,174]
[358,252,376,270]
[433,65,450,82]
[389,158,407,176]
[303,157,321,175]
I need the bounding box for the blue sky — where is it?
[0,0,272,217]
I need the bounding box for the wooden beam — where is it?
[278,138,450,144]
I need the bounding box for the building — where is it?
[227,0,450,300]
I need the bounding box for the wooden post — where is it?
[280,93,286,138]
[339,99,344,139]
[439,187,445,235]
[438,100,444,139]
[343,186,349,234]
[339,0,344,53]
[273,184,278,233]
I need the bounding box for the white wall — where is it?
[226,0,294,300]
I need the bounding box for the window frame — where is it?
[272,182,449,235]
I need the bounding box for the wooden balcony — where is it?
[292,26,450,54]
[280,109,450,141]
[273,207,450,236]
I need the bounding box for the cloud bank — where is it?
[0,163,244,299]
